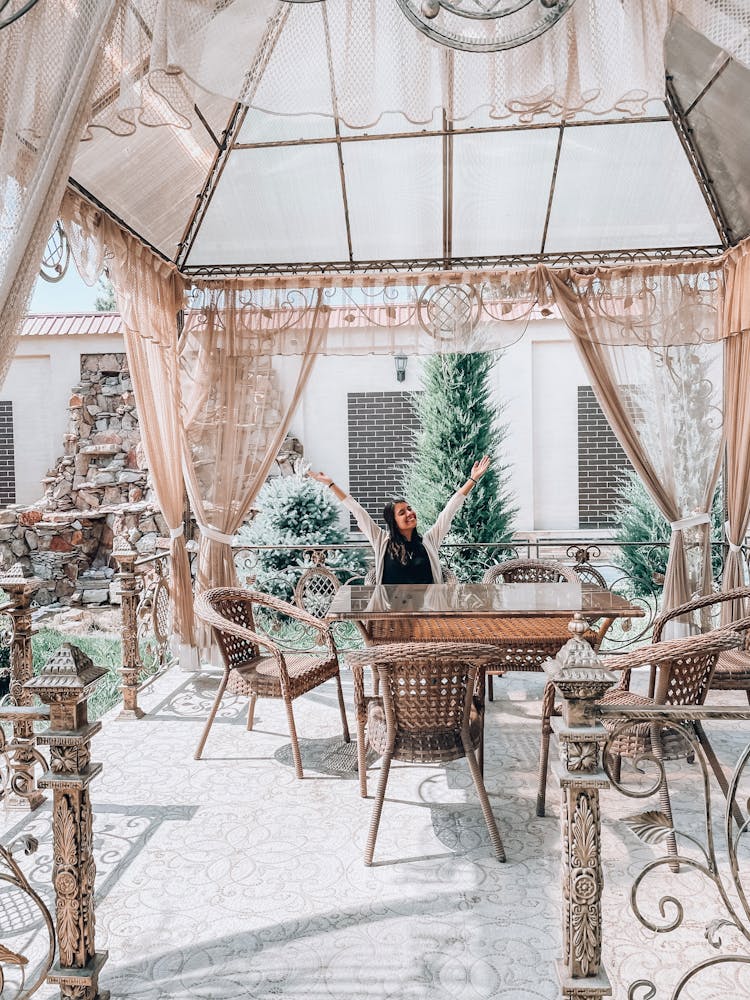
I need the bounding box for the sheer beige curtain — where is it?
[179,287,329,603]
[0,1,114,387]
[545,264,726,618]
[59,192,195,650]
[721,242,750,621]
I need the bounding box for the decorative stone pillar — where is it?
[543,614,617,1000]
[112,536,144,719]
[25,643,109,1000]
[0,562,45,810]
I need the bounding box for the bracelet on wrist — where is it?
[468,476,477,485]
[328,482,336,489]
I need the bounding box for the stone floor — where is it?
[3,664,750,999]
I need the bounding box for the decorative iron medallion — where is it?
[39,221,70,284]
[0,0,42,31]
[395,0,577,53]
[418,283,481,341]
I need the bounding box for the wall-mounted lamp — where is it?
[394,355,408,383]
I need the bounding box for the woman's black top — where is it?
[381,536,434,585]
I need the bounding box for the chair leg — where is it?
[357,715,368,798]
[364,750,393,866]
[194,668,230,760]
[536,680,557,817]
[246,692,257,731]
[746,688,750,707]
[284,697,304,779]
[694,721,746,830]
[335,671,350,743]
[463,737,505,862]
[488,674,494,702]
[650,724,679,871]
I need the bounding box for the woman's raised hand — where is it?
[308,470,333,487]
[470,456,491,481]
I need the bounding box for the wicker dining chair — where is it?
[536,629,746,859]
[347,642,505,865]
[651,586,750,703]
[194,587,350,777]
[480,558,610,700]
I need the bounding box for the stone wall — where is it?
[0,353,167,605]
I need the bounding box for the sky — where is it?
[29,265,102,314]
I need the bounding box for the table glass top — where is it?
[327,583,645,620]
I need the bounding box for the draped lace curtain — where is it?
[59,192,195,650]
[0,1,113,388]
[544,264,726,617]
[179,287,329,610]
[85,0,672,138]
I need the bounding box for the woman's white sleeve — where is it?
[341,495,384,549]
[424,491,467,547]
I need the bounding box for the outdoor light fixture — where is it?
[394,355,408,383]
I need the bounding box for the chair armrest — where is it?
[652,587,750,642]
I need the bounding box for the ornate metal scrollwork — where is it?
[0,834,55,999]
[604,714,750,997]
[418,283,482,341]
[39,221,70,284]
[395,0,577,53]
[136,556,174,674]
[0,0,42,31]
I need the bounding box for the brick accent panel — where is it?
[347,392,419,529]
[578,386,632,529]
[0,401,15,506]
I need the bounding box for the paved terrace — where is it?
[3,664,750,999]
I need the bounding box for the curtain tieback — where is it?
[169,525,184,540]
[670,512,710,531]
[724,519,743,553]
[197,522,235,545]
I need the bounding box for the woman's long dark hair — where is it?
[383,498,421,566]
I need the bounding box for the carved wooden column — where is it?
[544,614,617,1000]
[0,563,45,810]
[26,643,109,1000]
[112,536,144,720]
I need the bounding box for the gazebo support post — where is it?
[544,613,617,1000]
[26,642,109,1000]
[112,536,144,719]
[0,563,45,810]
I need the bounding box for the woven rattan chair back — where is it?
[347,642,505,864]
[482,559,578,585]
[204,589,258,669]
[294,566,341,618]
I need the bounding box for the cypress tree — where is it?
[403,352,516,579]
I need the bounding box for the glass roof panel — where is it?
[452,128,560,256]
[239,109,336,144]
[544,120,720,252]
[187,144,349,265]
[342,136,442,261]
[685,57,750,242]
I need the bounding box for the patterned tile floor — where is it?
[3,664,750,999]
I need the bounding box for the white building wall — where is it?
[5,319,594,531]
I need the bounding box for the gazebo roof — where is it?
[66,3,750,279]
